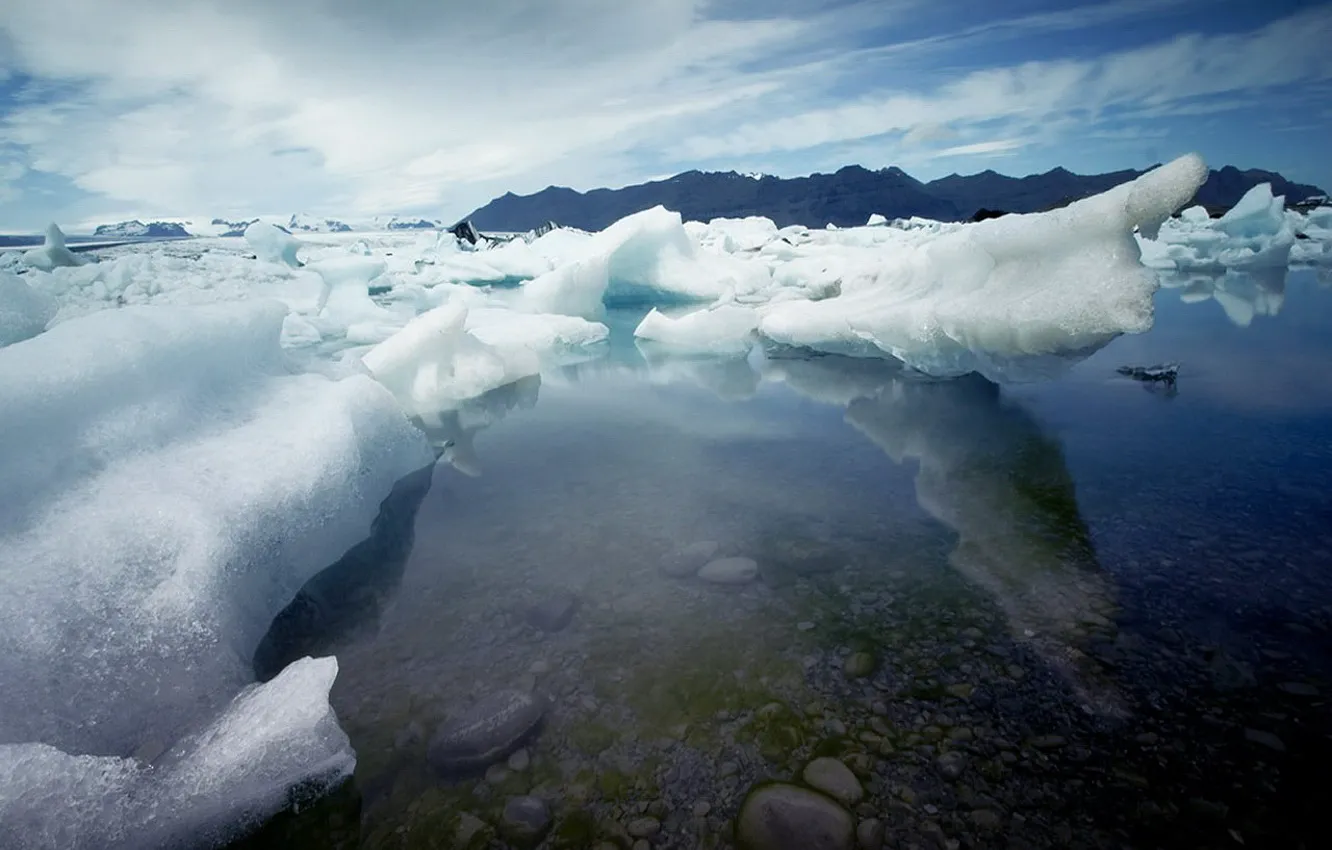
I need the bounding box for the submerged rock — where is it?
[843,652,876,678]
[427,689,545,773]
[736,783,855,850]
[802,757,864,806]
[660,540,720,578]
[527,592,580,632]
[1117,363,1179,383]
[501,795,551,844]
[698,556,759,585]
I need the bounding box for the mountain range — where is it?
[91,220,191,239]
[465,164,1327,232]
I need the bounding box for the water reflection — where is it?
[252,463,436,682]
[1162,267,1287,326]
[761,354,1124,713]
[408,375,540,476]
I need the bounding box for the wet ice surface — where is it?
[234,268,1332,850]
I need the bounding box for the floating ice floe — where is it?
[1141,182,1332,273]
[244,221,305,267]
[0,301,433,849]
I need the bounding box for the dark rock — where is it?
[527,592,580,632]
[449,219,484,245]
[736,783,855,850]
[501,796,551,844]
[970,208,1008,222]
[1117,363,1179,384]
[427,689,545,773]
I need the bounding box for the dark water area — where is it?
[235,268,1332,850]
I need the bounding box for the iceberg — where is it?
[361,301,540,414]
[1141,182,1297,272]
[0,301,433,849]
[244,221,305,267]
[0,273,57,347]
[21,224,85,272]
[634,304,759,356]
[758,154,1209,379]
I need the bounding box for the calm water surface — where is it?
[236,268,1332,850]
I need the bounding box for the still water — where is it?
[236,268,1331,850]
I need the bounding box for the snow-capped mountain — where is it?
[371,215,442,230]
[92,220,191,239]
[287,214,352,233]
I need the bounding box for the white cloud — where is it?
[0,0,1328,222]
[930,139,1027,158]
[679,7,1332,159]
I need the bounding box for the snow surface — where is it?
[4,149,1301,846]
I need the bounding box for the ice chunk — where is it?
[21,224,85,272]
[0,657,350,850]
[465,307,609,356]
[634,304,759,356]
[519,254,611,318]
[245,221,304,267]
[0,273,57,346]
[311,256,391,327]
[361,302,539,413]
[758,154,1209,380]
[0,301,432,847]
[1141,182,1296,271]
[867,213,888,226]
[281,312,323,347]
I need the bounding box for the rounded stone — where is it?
[627,817,662,838]
[661,540,721,578]
[507,748,531,772]
[501,796,551,844]
[856,817,885,850]
[736,783,855,850]
[699,556,759,585]
[801,757,864,807]
[427,689,545,773]
[843,653,876,678]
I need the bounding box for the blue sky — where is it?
[0,0,1328,231]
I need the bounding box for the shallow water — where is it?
[234,268,1332,850]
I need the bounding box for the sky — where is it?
[0,0,1329,231]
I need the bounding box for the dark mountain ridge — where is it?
[465,164,1326,232]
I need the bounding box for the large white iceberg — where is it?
[634,304,760,356]
[0,301,433,848]
[758,154,1209,378]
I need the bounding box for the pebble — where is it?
[970,810,1002,830]
[507,748,530,772]
[500,796,551,844]
[857,817,885,850]
[1028,735,1067,750]
[798,621,817,631]
[627,817,661,838]
[633,842,651,850]
[802,757,865,806]
[945,683,974,700]
[699,556,760,585]
[937,751,968,779]
[428,690,545,773]
[1277,682,1319,697]
[526,592,580,632]
[456,812,487,845]
[736,783,855,850]
[485,764,510,784]
[843,652,876,678]
[529,661,551,675]
[693,801,712,817]
[1244,729,1286,752]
